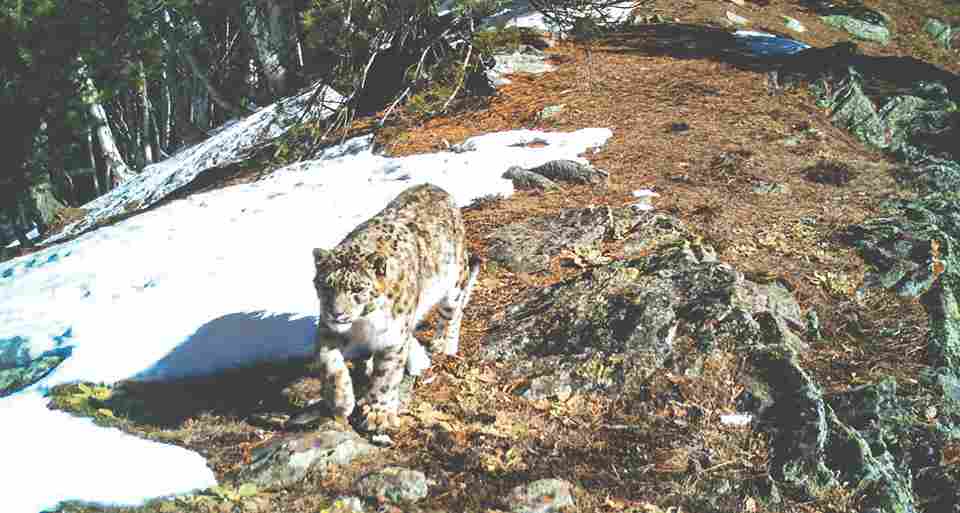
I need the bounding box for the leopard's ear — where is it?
[367,253,388,277]
[313,248,333,270]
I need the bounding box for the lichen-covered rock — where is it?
[502,166,560,191]
[0,336,73,397]
[821,14,890,44]
[484,213,805,400]
[924,18,957,50]
[812,70,958,157]
[527,160,608,185]
[749,346,837,498]
[745,344,916,512]
[233,424,376,490]
[354,466,430,504]
[846,194,960,370]
[485,206,634,273]
[505,478,575,513]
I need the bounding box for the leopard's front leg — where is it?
[358,337,408,432]
[315,329,355,425]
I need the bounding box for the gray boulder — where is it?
[354,466,431,504]
[821,14,890,45]
[527,160,608,185]
[502,166,560,191]
[233,423,377,491]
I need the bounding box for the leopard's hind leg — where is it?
[431,256,481,356]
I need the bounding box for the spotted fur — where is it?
[311,184,480,432]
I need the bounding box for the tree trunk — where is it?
[87,128,104,195]
[89,100,135,188]
[140,61,155,166]
[81,63,136,189]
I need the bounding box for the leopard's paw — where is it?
[357,402,400,433]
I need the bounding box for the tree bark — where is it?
[89,100,135,188]
[87,128,104,196]
[81,63,136,189]
[139,61,155,166]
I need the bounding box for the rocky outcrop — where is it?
[483,210,805,400]
[486,206,633,274]
[483,206,922,512]
[232,422,377,491]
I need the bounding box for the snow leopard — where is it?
[307,184,480,432]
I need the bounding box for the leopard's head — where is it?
[313,247,386,333]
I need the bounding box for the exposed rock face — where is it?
[483,210,804,402]
[482,206,921,512]
[812,69,958,160]
[486,206,633,274]
[233,423,376,491]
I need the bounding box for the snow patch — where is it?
[45,84,344,244]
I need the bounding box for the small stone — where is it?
[752,182,790,195]
[527,160,608,185]
[502,166,561,191]
[726,11,750,27]
[355,466,430,504]
[783,16,806,33]
[538,104,566,121]
[506,478,575,513]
